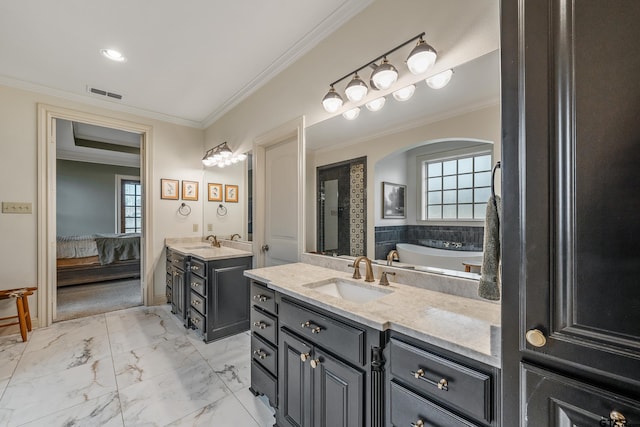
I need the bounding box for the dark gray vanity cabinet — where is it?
[188,255,253,342]
[166,249,187,322]
[249,281,279,408]
[276,296,384,427]
[501,1,640,425]
[386,333,499,427]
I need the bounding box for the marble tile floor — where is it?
[0,305,276,427]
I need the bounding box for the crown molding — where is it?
[200,0,374,128]
[56,148,140,168]
[0,75,203,128]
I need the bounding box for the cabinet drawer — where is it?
[389,338,492,424]
[390,380,479,427]
[190,309,206,334]
[189,258,206,278]
[190,291,206,316]
[167,250,186,268]
[189,273,206,296]
[251,333,277,376]
[251,306,277,344]
[251,282,276,314]
[280,298,365,366]
[251,360,277,408]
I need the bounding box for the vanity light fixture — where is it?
[426,69,454,89]
[392,84,416,101]
[342,107,361,120]
[406,37,437,75]
[365,96,386,112]
[202,142,247,167]
[100,48,126,62]
[321,32,436,114]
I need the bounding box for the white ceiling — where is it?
[0,0,372,128]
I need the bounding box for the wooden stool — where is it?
[0,287,37,342]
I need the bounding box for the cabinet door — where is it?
[523,364,640,426]
[311,348,364,427]
[210,264,250,330]
[279,328,312,427]
[172,268,185,320]
[502,0,640,382]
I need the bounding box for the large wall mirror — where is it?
[202,152,253,242]
[305,50,500,279]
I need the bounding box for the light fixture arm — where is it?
[328,32,425,88]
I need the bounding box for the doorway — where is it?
[54,120,143,321]
[37,104,153,327]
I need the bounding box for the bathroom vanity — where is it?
[245,260,500,426]
[165,240,253,342]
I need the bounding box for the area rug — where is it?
[56,278,142,321]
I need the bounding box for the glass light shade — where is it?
[220,143,232,158]
[236,153,247,161]
[218,162,226,168]
[406,40,437,75]
[322,87,343,113]
[212,152,222,161]
[231,157,239,163]
[392,84,416,101]
[365,97,386,111]
[224,158,232,166]
[370,59,398,90]
[202,158,214,166]
[426,69,453,89]
[342,107,360,120]
[344,74,368,102]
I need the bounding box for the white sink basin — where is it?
[182,245,214,250]
[304,278,393,304]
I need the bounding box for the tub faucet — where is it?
[206,235,220,248]
[351,256,375,282]
[386,249,399,266]
[230,233,241,241]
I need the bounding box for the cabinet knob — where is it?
[300,352,310,362]
[525,328,547,347]
[253,321,267,329]
[310,359,321,369]
[603,410,627,427]
[253,350,268,360]
[192,318,200,324]
[253,294,268,302]
[411,421,425,427]
[191,282,200,287]
[191,300,200,305]
[414,368,424,379]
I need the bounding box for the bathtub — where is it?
[395,243,483,272]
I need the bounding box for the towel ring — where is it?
[491,161,501,198]
[217,204,227,216]
[178,203,191,216]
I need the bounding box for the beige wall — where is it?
[0,84,204,322]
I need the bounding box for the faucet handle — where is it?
[379,271,396,286]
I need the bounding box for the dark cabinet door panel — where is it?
[312,348,364,427]
[211,264,250,329]
[523,363,640,427]
[279,328,312,427]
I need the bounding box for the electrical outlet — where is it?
[193,224,199,232]
[207,224,213,231]
[2,202,32,214]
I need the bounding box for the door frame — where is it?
[37,103,153,326]
[253,116,305,267]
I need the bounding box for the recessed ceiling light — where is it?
[100,49,126,62]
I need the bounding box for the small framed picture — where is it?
[225,184,239,203]
[161,179,179,200]
[182,180,199,201]
[382,181,406,218]
[208,183,223,202]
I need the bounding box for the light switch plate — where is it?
[207,224,213,231]
[193,223,199,232]
[2,202,32,214]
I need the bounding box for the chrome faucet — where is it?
[386,249,399,266]
[351,256,375,282]
[230,233,241,241]
[205,235,220,248]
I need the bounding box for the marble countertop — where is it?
[245,263,501,368]
[167,241,253,261]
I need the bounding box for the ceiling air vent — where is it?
[86,86,123,100]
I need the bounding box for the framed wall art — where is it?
[208,183,223,202]
[182,180,199,201]
[161,179,179,200]
[382,181,406,218]
[225,184,238,203]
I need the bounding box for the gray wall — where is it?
[56,160,140,236]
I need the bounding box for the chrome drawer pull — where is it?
[190,265,200,271]
[172,259,181,264]
[191,282,200,287]
[253,349,268,360]
[253,294,268,302]
[191,300,200,305]
[411,369,449,391]
[411,420,425,427]
[301,321,322,334]
[253,321,268,329]
[192,318,200,324]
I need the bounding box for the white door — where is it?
[264,137,299,266]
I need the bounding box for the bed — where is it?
[56,234,141,287]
